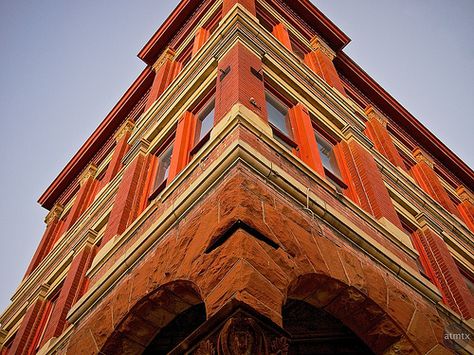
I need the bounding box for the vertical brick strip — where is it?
[215,42,267,124]
[222,0,256,15]
[410,151,459,216]
[62,168,98,233]
[304,37,346,95]
[102,153,154,245]
[192,27,210,56]
[168,112,197,181]
[415,227,474,318]
[40,245,96,346]
[144,49,182,111]
[287,104,325,176]
[24,205,64,277]
[364,106,405,169]
[334,139,402,228]
[272,23,292,51]
[458,201,474,232]
[9,299,45,354]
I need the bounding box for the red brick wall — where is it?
[272,23,292,51]
[145,59,182,111]
[305,49,346,95]
[100,131,132,188]
[222,0,256,15]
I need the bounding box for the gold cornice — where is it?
[310,36,336,60]
[44,203,64,225]
[114,119,134,143]
[413,147,434,168]
[457,186,474,204]
[152,47,176,72]
[365,105,388,128]
[79,164,97,186]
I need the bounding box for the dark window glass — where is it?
[315,132,341,179]
[154,144,174,191]
[266,92,290,137]
[197,100,215,142]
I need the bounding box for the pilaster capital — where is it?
[310,36,335,60]
[365,105,388,128]
[415,212,443,234]
[28,283,49,304]
[44,203,64,225]
[114,119,135,143]
[79,164,98,186]
[457,186,474,204]
[152,47,176,72]
[413,147,434,168]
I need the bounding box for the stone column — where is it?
[410,148,459,216]
[144,48,182,111]
[304,36,346,95]
[364,105,405,169]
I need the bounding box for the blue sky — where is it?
[0,0,472,312]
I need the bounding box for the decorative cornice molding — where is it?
[457,186,474,204]
[114,119,135,143]
[310,36,336,60]
[44,203,64,225]
[152,47,176,72]
[365,105,388,128]
[79,164,98,186]
[413,147,434,168]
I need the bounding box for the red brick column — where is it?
[102,152,155,245]
[304,37,346,95]
[287,104,325,176]
[9,298,46,354]
[40,244,96,346]
[168,112,197,181]
[24,204,64,277]
[334,139,402,228]
[222,0,256,16]
[215,42,267,123]
[414,224,474,318]
[62,165,98,233]
[100,120,134,188]
[272,23,292,51]
[457,186,474,232]
[364,106,405,169]
[410,148,460,216]
[192,27,210,56]
[144,48,182,111]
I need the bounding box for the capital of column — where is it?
[457,186,474,204]
[79,164,98,186]
[44,203,64,225]
[114,119,135,143]
[152,47,176,72]
[365,105,388,128]
[413,147,434,168]
[310,36,335,60]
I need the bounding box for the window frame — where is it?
[148,133,176,201]
[189,90,216,156]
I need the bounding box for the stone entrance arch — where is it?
[100,280,205,354]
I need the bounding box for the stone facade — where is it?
[1,0,473,354]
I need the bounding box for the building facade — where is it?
[1,0,473,354]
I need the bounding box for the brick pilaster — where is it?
[410,148,460,217]
[40,244,96,347]
[457,186,474,232]
[287,104,325,176]
[9,298,46,354]
[222,0,256,16]
[304,36,346,95]
[334,139,402,228]
[168,112,197,181]
[414,224,474,318]
[192,27,210,56]
[102,153,154,245]
[62,165,98,233]
[215,42,267,123]
[144,48,182,111]
[100,120,134,189]
[24,204,64,277]
[364,105,405,169]
[272,23,292,51]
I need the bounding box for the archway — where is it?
[285,273,419,354]
[100,280,206,354]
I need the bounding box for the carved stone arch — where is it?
[100,280,205,354]
[285,273,421,354]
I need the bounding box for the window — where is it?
[265,91,297,151]
[314,131,346,190]
[149,138,175,201]
[196,99,215,142]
